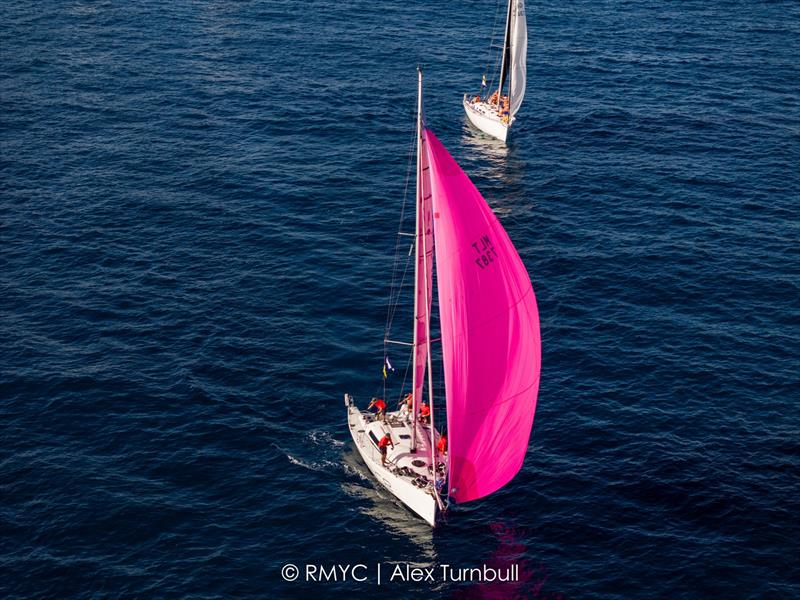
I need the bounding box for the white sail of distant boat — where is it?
[345,68,541,526]
[463,0,527,142]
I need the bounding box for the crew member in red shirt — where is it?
[420,401,431,424]
[378,432,394,467]
[368,397,387,421]
[437,434,447,455]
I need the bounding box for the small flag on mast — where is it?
[383,356,394,379]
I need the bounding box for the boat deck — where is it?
[464,98,513,125]
[347,402,445,492]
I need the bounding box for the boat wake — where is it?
[276,431,365,480]
[307,430,346,448]
[284,453,339,473]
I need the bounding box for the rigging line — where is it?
[484,0,506,80]
[483,13,505,97]
[396,349,413,407]
[384,128,415,326]
[386,271,411,343]
[387,123,416,303]
[385,239,413,335]
[385,138,418,335]
[384,123,414,308]
[383,123,417,338]
[486,52,503,100]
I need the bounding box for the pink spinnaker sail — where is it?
[424,129,541,504]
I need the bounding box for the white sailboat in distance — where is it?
[345,68,541,526]
[463,0,527,142]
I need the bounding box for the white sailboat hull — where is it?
[463,95,511,142]
[345,394,441,527]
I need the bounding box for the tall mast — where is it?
[496,0,514,107]
[416,70,444,513]
[410,67,423,453]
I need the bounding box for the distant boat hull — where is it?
[463,95,512,142]
[345,395,441,526]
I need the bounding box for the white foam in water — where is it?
[307,430,346,448]
[286,454,340,473]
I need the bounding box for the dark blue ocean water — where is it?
[2,1,799,598]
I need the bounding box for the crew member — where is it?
[398,393,413,420]
[378,432,394,467]
[420,401,431,424]
[368,397,387,421]
[437,434,447,455]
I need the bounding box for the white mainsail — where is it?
[509,0,527,117]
